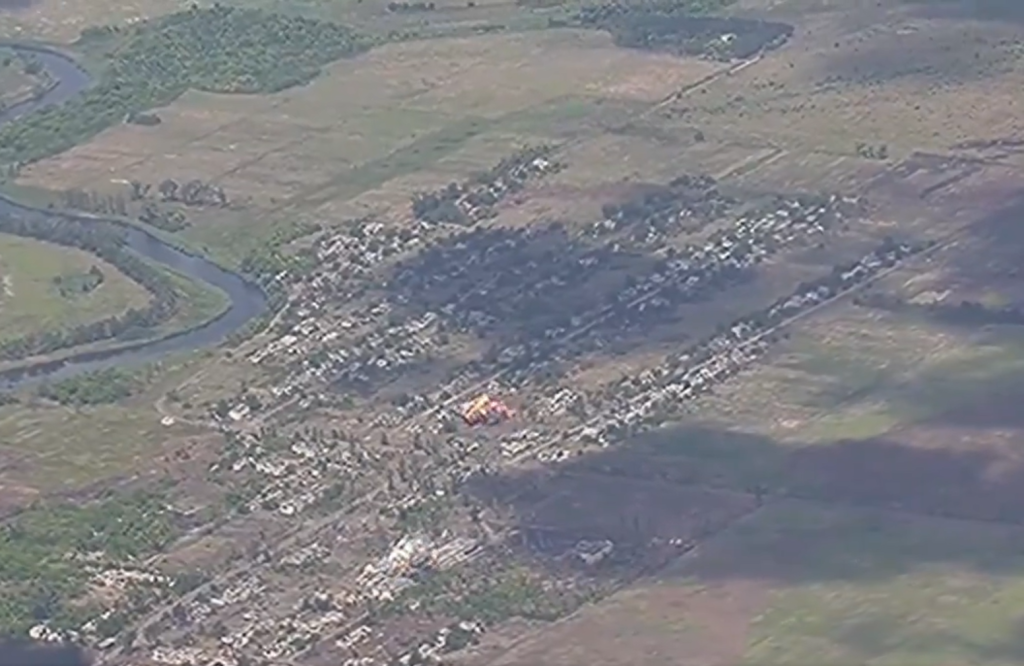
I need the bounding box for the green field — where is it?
[730,502,1024,666]
[0,352,210,490]
[0,233,152,343]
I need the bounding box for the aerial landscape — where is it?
[2,0,1024,664]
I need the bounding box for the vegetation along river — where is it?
[0,45,268,388]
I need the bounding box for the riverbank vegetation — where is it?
[37,367,141,406]
[0,5,370,166]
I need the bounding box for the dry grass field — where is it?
[671,0,1024,155]
[0,0,189,42]
[16,29,723,265]
[0,351,208,499]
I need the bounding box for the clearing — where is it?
[0,232,151,343]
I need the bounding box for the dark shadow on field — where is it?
[374,221,705,395]
[847,190,1024,429]
[331,220,678,397]
[462,411,1024,663]
[383,221,663,344]
[467,414,1024,582]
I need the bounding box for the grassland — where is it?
[0,351,210,495]
[0,232,152,343]
[16,29,722,267]
[441,2,1024,664]
[489,500,1024,666]
[688,223,1024,442]
[0,0,181,43]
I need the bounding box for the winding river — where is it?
[0,45,268,387]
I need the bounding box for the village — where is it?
[5,0,1024,663]
[9,121,957,664]
[29,143,940,666]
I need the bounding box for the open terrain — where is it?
[4,0,1024,664]
[485,500,1024,666]
[16,28,722,267]
[0,233,151,342]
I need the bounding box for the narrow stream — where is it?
[0,45,268,387]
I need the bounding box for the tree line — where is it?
[411,145,560,226]
[0,213,178,361]
[571,0,793,61]
[0,4,370,166]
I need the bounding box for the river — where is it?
[0,45,268,387]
